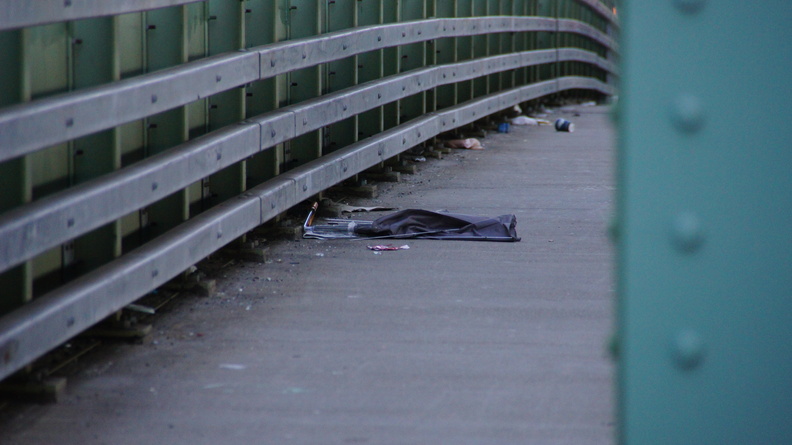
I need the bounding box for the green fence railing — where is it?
[0,0,617,381]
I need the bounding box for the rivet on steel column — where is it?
[671,329,706,370]
[671,212,704,253]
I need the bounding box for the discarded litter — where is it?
[445,138,483,150]
[341,204,395,213]
[322,199,397,214]
[510,116,538,126]
[497,122,510,133]
[510,116,552,126]
[367,244,410,251]
[554,118,575,132]
[125,303,156,315]
[219,364,247,370]
[303,202,520,242]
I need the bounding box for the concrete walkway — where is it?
[0,106,616,444]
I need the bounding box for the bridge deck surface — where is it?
[1,105,615,445]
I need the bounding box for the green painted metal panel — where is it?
[185,1,208,63]
[486,0,501,94]
[471,0,487,97]
[433,1,457,111]
[144,6,190,241]
[285,0,323,169]
[22,24,70,100]
[117,13,145,79]
[535,0,553,81]
[381,1,398,130]
[397,0,426,124]
[245,0,281,186]
[325,0,357,153]
[207,0,246,204]
[0,30,31,309]
[617,0,792,443]
[117,13,146,171]
[513,0,528,87]
[185,2,208,210]
[456,0,473,102]
[499,0,516,91]
[0,30,22,107]
[245,0,277,117]
[355,0,384,139]
[70,17,121,282]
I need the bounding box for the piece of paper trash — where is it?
[445,138,483,150]
[510,116,551,126]
[219,364,247,370]
[510,116,538,125]
[367,244,410,251]
[337,204,396,214]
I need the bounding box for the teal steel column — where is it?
[617,0,792,443]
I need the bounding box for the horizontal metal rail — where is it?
[557,18,617,50]
[0,47,615,274]
[0,0,205,31]
[0,0,618,31]
[0,75,613,381]
[574,0,619,25]
[0,0,618,33]
[0,16,615,163]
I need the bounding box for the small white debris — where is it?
[219,364,247,370]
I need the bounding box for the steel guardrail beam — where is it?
[573,0,619,26]
[0,17,617,164]
[0,75,612,381]
[557,18,618,52]
[0,48,615,274]
[0,0,205,31]
[558,48,619,75]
